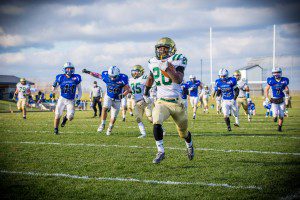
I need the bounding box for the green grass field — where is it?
[0,97,299,199]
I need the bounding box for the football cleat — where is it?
[273,117,278,122]
[54,128,59,135]
[61,116,67,127]
[187,146,194,160]
[138,134,146,138]
[278,125,282,132]
[247,114,252,122]
[227,126,232,131]
[153,152,165,164]
[233,123,239,127]
[97,124,105,132]
[23,116,26,119]
[122,118,126,122]
[106,128,112,136]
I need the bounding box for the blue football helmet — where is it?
[63,62,75,76]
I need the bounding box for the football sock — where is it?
[101,120,106,125]
[153,124,163,141]
[108,123,113,130]
[225,117,230,127]
[156,140,164,153]
[235,117,239,125]
[122,113,125,118]
[185,131,193,148]
[138,122,146,135]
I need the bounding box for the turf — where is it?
[0,97,299,199]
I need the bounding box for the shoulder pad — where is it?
[75,74,82,82]
[267,77,272,85]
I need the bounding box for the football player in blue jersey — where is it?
[186,75,203,119]
[180,81,189,109]
[265,67,290,132]
[52,62,82,134]
[213,68,239,131]
[82,66,131,135]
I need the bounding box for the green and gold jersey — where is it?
[129,75,148,101]
[148,53,187,99]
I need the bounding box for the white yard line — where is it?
[1,141,300,156]
[0,170,262,190]
[2,129,300,139]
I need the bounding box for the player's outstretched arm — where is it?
[82,69,102,79]
[234,87,239,100]
[264,85,270,100]
[76,83,82,100]
[285,86,290,96]
[165,63,184,84]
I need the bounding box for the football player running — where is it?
[265,67,290,132]
[129,65,152,138]
[14,78,32,119]
[52,62,82,134]
[144,37,194,164]
[200,85,210,113]
[82,66,130,135]
[233,70,252,122]
[213,68,239,131]
[187,75,203,119]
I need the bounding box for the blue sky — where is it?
[0,0,299,90]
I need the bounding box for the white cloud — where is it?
[0,52,25,63]
[0,34,25,47]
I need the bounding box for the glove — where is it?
[82,69,91,74]
[75,100,81,106]
[143,95,151,104]
[50,93,53,98]
[265,97,270,104]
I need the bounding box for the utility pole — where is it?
[200,59,202,81]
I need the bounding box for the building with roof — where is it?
[238,65,267,96]
[0,75,35,100]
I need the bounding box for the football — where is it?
[160,69,170,78]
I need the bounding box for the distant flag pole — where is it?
[273,24,276,69]
[210,27,213,84]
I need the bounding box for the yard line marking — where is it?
[0,170,262,190]
[2,141,300,156]
[2,129,300,139]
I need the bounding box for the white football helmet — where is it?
[272,67,282,79]
[108,66,120,79]
[218,68,228,80]
[189,75,196,82]
[63,62,75,76]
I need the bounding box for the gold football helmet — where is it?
[155,37,177,60]
[233,70,241,81]
[131,65,144,79]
